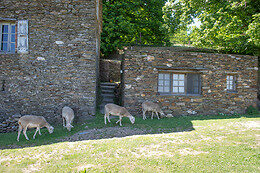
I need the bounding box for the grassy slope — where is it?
[0,114,259,172]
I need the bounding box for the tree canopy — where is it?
[163,0,260,55]
[101,0,169,56]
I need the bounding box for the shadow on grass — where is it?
[0,113,259,150]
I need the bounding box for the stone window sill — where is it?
[157,93,201,97]
[0,52,16,54]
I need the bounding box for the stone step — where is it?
[102,97,114,103]
[100,85,116,90]
[100,82,118,86]
[101,90,114,94]
[101,93,115,98]
[99,82,119,114]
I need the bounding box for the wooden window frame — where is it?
[158,71,201,96]
[0,22,17,54]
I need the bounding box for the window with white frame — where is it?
[158,73,170,93]
[226,75,236,91]
[0,23,16,53]
[0,20,28,54]
[158,72,201,95]
[173,74,185,93]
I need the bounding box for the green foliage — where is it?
[101,0,170,56]
[247,13,260,47]
[245,105,259,115]
[170,29,191,46]
[164,0,260,55]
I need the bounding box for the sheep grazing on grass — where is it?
[62,106,75,131]
[17,115,54,141]
[104,103,135,126]
[142,101,165,120]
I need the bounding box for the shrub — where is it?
[245,105,259,115]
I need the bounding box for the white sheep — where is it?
[62,106,75,131]
[142,101,165,120]
[17,115,54,141]
[104,103,135,126]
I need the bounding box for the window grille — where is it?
[0,23,16,53]
[158,72,201,95]
[227,75,236,91]
[158,73,170,93]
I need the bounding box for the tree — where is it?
[101,0,169,56]
[164,0,260,55]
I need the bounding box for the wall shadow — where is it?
[0,114,259,150]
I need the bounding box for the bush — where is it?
[245,105,259,115]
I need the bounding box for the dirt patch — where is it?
[58,127,152,142]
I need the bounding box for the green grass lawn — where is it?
[0,114,259,172]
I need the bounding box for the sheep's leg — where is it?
[156,112,160,119]
[17,125,22,141]
[62,117,65,127]
[23,125,29,140]
[142,109,147,120]
[151,112,154,119]
[107,113,111,123]
[104,113,107,124]
[119,117,122,126]
[33,127,39,139]
[116,116,122,126]
[105,112,111,124]
[38,128,42,135]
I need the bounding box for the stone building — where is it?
[124,47,258,116]
[0,0,102,123]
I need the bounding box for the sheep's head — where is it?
[66,124,74,131]
[129,116,135,124]
[48,126,54,134]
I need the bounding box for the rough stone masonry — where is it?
[123,46,258,116]
[0,0,102,132]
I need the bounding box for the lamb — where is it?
[17,115,54,141]
[142,101,165,120]
[104,103,135,126]
[62,106,75,131]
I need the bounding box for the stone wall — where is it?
[124,46,258,116]
[0,0,101,130]
[99,59,122,82]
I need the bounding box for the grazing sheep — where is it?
[62,106,75,131]
[17,115,54,141]
[142,101,165,120]
[104,103,135,126]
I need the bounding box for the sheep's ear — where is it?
[71,125,74,128]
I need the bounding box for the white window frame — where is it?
[158,72,201,95]
[173,74,185,94]
[158,73,171,93]
[0,22,16,53]
[226,75,236,92]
